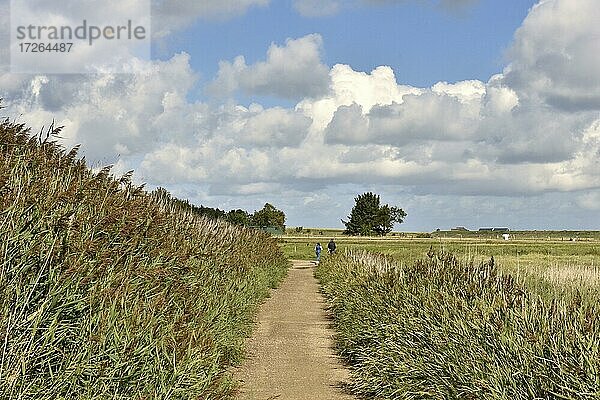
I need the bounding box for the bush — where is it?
[0,117,289,398]
[316,250,600,399]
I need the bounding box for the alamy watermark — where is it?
[10,1,151,73]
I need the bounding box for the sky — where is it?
[1,0,599,231]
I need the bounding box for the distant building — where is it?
[451,226,469,231]
[479,227,510,232]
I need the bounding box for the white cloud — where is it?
[2,53,198,162]
[323,76,482,146]
[365,88,481,144]
[1,0,153,73]
[297,64,420,132]
[323,104,369,144]
[238,107,312,147]
[2,0,600,230]
[482,74,519,115]
[209,34,330,99]
[431,80,485,103]
[503,0,600,110]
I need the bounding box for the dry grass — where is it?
[541,264,600,287]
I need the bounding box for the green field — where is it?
[281,234,599,268]
[281,233,600,300]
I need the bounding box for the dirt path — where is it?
[235,260,355,400]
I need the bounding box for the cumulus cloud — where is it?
[323,76,482,147]
[324,104,370,144]
[238,106,312,147]
[297,64,420,132]
[482,74,519,115]
[2,0,600,229]
[2,53,199,161]
[209,34,330,100]
[504,0,600,110]
[366,0,477,7]
[350,88,480,145]
[1,0,153,73]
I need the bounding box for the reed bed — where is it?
[316,250,600,399]
[0,115,289,399]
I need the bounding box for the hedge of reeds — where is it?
[316,250,600,399]
[0,115,289,399]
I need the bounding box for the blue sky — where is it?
[1,0,599,231]
[163,1,536,97]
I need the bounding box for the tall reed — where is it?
[0,114,289,399]
[316,250,600,399]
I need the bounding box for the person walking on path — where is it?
[327,239,336,255]
[315,243,323,262]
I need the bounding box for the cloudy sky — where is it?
[1,0,599,231]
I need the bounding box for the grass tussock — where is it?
[316,250,600,399]
[0,116,289,399]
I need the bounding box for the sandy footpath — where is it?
[234,259,355,400]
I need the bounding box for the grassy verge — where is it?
[316,250,600,399]
[0,116,289,398]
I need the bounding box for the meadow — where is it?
[0,116,289,398]
[280,233,600,299]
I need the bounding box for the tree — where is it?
[226,209,251,226]
[251,203,286,231]
[167,195,227,220]
[342,192,406,236]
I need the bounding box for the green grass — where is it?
[316,250,600,399]
[285,227,600,241]
[0,116,289,398]
[280,235,600,294]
